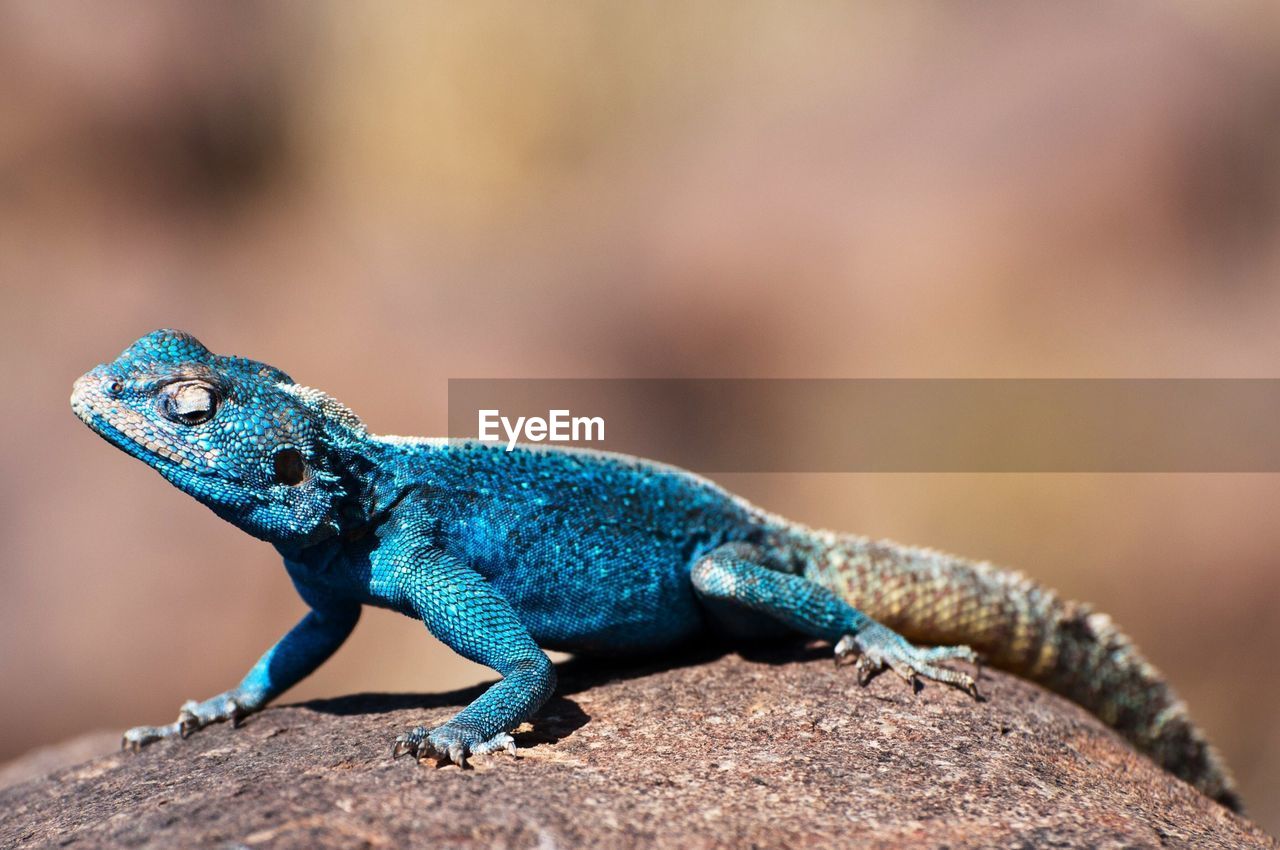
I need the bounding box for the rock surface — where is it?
[1,646,1274,849]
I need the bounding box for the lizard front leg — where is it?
[386,547,556,767]
[122,588,360,750]
[691,542,980,696]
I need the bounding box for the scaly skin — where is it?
[70,330,1240,810]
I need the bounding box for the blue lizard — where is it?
[70,330,1240,809]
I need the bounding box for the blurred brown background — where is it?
[2,0,1279,832]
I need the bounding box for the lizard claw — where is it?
[834,634,858,666]
[228,699,247,729]
[392,726,426,760]
[853,654,882,686]
[392,724,516,767]
[837,623,981,699]
[177,702,201,739]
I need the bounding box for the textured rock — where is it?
[1,646,1273,849]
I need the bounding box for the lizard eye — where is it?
[273,448,307,486]
[160,382,218,426]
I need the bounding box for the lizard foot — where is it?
[835,623,982,699]
[122,723,181,751]
[121,692,252,751]
[392,724,517,767]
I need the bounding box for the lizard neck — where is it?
[328,434,412,531]
[270,426,415,558]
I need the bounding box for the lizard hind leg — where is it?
[691,542,980,697]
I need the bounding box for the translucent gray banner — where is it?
[446,379,1280,472]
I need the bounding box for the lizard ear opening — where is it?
[273,448,307,486]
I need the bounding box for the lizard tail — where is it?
[806,532,1242,811]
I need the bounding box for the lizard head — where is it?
[71,330,371,547]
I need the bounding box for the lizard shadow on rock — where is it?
[294,638,826,749]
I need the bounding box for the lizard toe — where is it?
[389,727,424,757]
[121,723,178,751]
[395,723,487,768]
[853,653,884,686]
[916,644,979,664]
[470,732,517,757]
[833,634,859,666]
[912,661,983,700]
[177,703,202,739]
[392,726,428,759]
